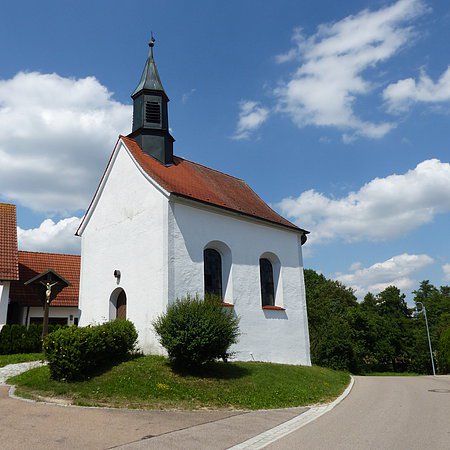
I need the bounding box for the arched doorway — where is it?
[109,288,127,320]
[116,290,127,319]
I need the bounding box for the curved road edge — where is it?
[228,375,355,450]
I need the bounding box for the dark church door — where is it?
[116,291,127,319]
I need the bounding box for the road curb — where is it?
[228,375,355,450]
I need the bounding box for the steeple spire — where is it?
[128,34,174,165]
[131,33,165,96]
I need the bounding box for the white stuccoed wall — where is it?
[79,138,311,364]
[0,282,10,329]
[78,141,168,354]
[169,200,311,366]
[25,306,80,325]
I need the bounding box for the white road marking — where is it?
[228,376,355,450]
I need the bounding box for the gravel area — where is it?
[0,361,45,384]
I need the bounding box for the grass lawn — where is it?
[9,355,350,410]
[0,353,43,368]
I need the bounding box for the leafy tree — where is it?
[360,292,377,312]
[438,326,450,373]
[374,286,414,372]
[413,281,450,373]
[304,269,358,371]
[375,286,410,318]
[305,271,449,374]
[307,281,414,372]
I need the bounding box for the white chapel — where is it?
[77,38,311,365]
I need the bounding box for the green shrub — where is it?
[10,325,29,354]
[27,324,43,350]
[0,324,54,355]
[44,320,138,381]
[153,295,240,369]
[438,326,450,374]
[0,325,12,354]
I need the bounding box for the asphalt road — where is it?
[1,375,449,449]
[0,384,306,450]
[269,375,450,450]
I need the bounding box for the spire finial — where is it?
[149,32,155,58]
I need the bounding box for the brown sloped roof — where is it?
[120,136,306,233]
[9,251,80,307]
[0,203,19,281]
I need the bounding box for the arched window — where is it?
[204,248,222,299]
[260,258,275,306]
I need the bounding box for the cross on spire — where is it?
[149,32,155,58]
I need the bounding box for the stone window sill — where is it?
[262,305,285,311]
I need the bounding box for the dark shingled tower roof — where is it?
[131,35,165,96]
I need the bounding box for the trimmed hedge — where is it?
[153,295,240,369]
[44,320,138,381]
[438,326,450,374]
[0,324,64,355]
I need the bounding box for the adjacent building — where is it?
[0,204,80,328]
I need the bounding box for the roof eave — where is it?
[0,275,20,282]
[170,193,309,235]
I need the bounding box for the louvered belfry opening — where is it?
[145,101,161,124]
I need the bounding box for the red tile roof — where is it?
[0,203,19,281]
[9,251,80,307]
[120,136,306,233]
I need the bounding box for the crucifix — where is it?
[40,280,58,339]
[24,270,70,340]
[40,280,59,339]
[42,280,58,303]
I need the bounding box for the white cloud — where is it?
[277,159,450,245]
[349,262,362,271]
[384,66,450,113]
[274,0,427,141]
[0,71,131,214]
[232,100,270,140]
[336,253,434,298]
[17,217,81,254]
[319,136,332,144]
[443,263,450,282]
[181,88,196,104]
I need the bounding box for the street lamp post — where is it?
[416,301,436,376]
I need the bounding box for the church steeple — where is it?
[128,35,174,165]
[131,35,165,95]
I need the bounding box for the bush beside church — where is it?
[44,320,137,381]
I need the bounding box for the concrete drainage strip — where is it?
[228,376,355,449]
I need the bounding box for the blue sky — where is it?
[0,0,449,300]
